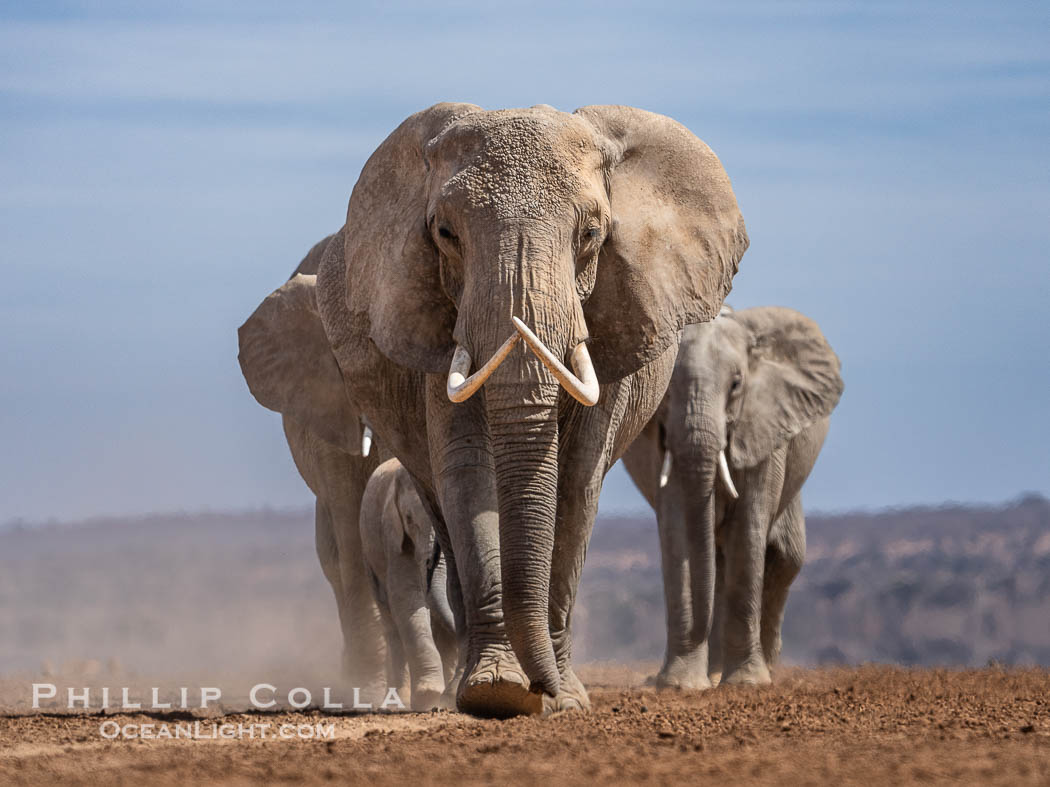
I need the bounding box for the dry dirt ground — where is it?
[1,666,1048,785]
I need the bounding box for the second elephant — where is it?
[360,459,459,711]
[237,236,387,697]
[623,306,843,689]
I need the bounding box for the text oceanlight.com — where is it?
[99,721,336,740]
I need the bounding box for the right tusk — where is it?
[360,425,373,457]
[659,449,672,488]
[446,333,521,403]
[511,317,600,406]
[718,449,739,499]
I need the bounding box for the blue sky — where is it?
[1,1,1047,522]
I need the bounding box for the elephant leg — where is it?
[374,589,407,699]
[386,553,446,711]
[427,552,460,690]
[315,498,386,697]
[761,496,805,669]
[408,488,465,708]
[652,473,715,691]
[544,396,623,713]
[720,455,784,686]
[425,378,539,718]
[708,546,726,685]
[544,471,600,713]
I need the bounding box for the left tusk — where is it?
[511,317,599,406]
[659,449,672,488]
[718,449,738,499]
[361,425,373,457]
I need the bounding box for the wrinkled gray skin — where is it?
[360,459,459,711]
[281,103,746,717]
[623,306,843,688]
[237,237,387,699]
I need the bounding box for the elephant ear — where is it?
[574,105,749,383]
[343,102,482,373]
[237,273,364,454]
[729,307,844,469]
[289,232,336,278]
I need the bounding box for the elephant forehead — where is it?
[679,318,748,362]
[437,111,598,219]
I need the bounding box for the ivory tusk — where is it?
[718,449,739,499]
[511,317,600,406]
[659,449,672,488]
[446,333,521,403]
[360,425,373,457]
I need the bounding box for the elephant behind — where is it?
[237,235,388,699]
[623,306,843,689]
[360,458,458,710]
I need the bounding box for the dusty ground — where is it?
[2,666,1047,785]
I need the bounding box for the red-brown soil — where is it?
[2,666,1048,785]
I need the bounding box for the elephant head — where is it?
[660,305,844,501]
[331,103,748,694]
[238,266,373,457]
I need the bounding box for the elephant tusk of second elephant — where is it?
[718,449,739,499]
[659,449,672,488]
[446,333,521,403]
[360,425,373,457]
[511,317,600,406]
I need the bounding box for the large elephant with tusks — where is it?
[276,103,747,717]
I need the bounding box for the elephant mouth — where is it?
[659,447,739,499]
[445,317,599,407]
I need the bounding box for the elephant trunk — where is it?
[485,377,562,697]
[682,455,718,646]
[462,225,585,698]
[673,411,723,648]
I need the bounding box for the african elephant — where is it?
[623,306,843,688]
[237,235,388,698]
[291,103,747,717]
[360,458,458,710]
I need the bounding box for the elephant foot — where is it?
[708,670,722,687]
[456,646,543,718]
[721,658,771,686]
[410,682,446,712]
[656,652,713,691]
[341,656,388,705]
[542,666,590,715]
[763,638,783,669]
[438,664,462,710]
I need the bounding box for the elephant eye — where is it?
[438,226,456,240]
[730,375,742,392]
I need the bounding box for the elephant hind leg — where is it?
[761,496,805,668]
[320,496,387,692]
[374,589,408,698]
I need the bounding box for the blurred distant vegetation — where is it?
[576,493,1050,667]
[1,495,1046,679]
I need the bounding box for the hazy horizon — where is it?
[2,1,1047,522]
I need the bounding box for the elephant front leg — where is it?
[425,378,541,718]
[720,461,783,686]
[708,546,726,685]
[426,551,460,696]
[385,553,447,711]
[761,496,805,668]
[545,482,599,714]
[544,399,618,713]
[653,475,714,691]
